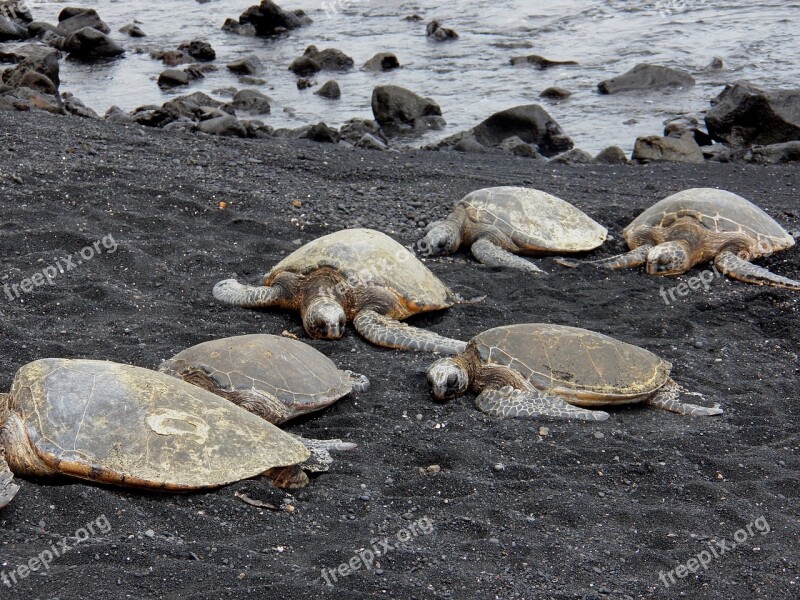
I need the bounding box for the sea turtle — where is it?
[564,188,800,289]
[213,228,468,354]
[418,186,607,274]
[427,323,722,421]
[0,358,314,508]
[159,334,370,425]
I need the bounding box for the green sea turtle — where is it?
[419,186,607,274]
[159,334,370,425]
[427,323,722,421]
[0,358,314,507]
[564,188,800,289]
[213,228,468,354]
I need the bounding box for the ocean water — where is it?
[14,0,800,153]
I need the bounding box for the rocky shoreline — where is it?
[2,1,799,165]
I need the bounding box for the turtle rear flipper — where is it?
[470,238,547,275]
[714,251,800,290]
[645,380,723,416]
[475,386,609,421]
[558,244,652,270]
[213,279,286,308]
[353,309,467,354]
[0,452,20,509]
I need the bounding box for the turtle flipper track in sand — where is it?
[471,238,547,274]
[644,380,723,416]
[213,279,285,308]
[0,451,20,509]
[714,251,800,290]
[556,245,651,270]
[475,386,610,421]
[353,310,467,354]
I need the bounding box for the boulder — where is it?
[496,136,539,157]
[231,88,271,114]
[426,20,458,41]
[305,121,339,143]
[594,146,628,164]
[664,116,712,146]
[195,115,248,137]
[1,45,60,99]
[314,80,340,99]
[0,1,32,24]
[539,87,571,101]
[438,104,573,157]
[296,77,314,89]
[632,134,704,163]
[63,26,124,59]
[356,134,388,151]
[705,81,800,147]
[119,24,146,38]
[339,118,386,145]
[227,56,262,75]
[0,15,28,41]
[288,56,319,76]
[177,40,216,62]
[304,46,353,71]
[104,105,135,124]
[363,52,400,72]
[371,84,442,129]
[598,63,694,94]
[227,1,311,37]
[454,139,488,154]
[511,55,577,69]
[549,149,594,165]
[56,8,110,36]
[26,21,59,38]
[749,141,800,165]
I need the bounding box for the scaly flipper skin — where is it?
[0,451,20,509]
[292,435,357,472]
[344,371,371,393]
[556,244,652,270]
[644,380,723,416]
[353,309,467,354]
[470,237,547,275]
[212,279,286,308]
[475,386,610,421]
[714,250,800,290]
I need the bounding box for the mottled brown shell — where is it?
[159,335,354,417]
[624,188,795,256]
[459,187,607,252]
[5,359,309,489]
[471,324,670,402]
[265,228,457,311]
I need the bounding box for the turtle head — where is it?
[427,357,469,400]
[646,241,692,276]
[419,220,461,256]
[303,296,347,340]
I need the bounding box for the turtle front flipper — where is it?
[344,370,371,393]
[0,450,20,509]
[645,379,723,416]
[556,245,651,270]
[475,386,609,421]
[714,250,800,290]
[470,238,547,275]
[292,435,357,472]
[213,279,286,308]
[353,309,467,354]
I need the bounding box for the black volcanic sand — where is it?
[0,110,798,600]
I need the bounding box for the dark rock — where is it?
[414,115,446,132]
[104,105,135,124]
[598,63,695,94]
[62,92,98,118]
[158,69,190,89]
[1,45,60,101]
[56,8,110,36]
[305,122,340,143]
[549,148,594,165]
[496,136,539,157]
[426,20,458,41]
[363,52,400,72]
[454,139,488,154]
[539,87,571,101]
[511,55,577,69]
[632,134,704,163]
[229,1,311,37]
[594,146,628,164]
[371,84,442,129]
[63,26,124,59]
[119,24,146,38]
[296,77,314,89]
[403,14,423,22]
[664,117,712,147]
[0,15,28,41]
[705,81,800,147]
[243,119,273,139]
[339,118,386,145]
[749,141,800,165]
[706,57,724,71]
[289,56,320,76]
[195,115,248,137]
[231,88,270,114]
[178,40,216,62]
[314,80,340,99]
[227,56,262,75]
[0,1,33,24]
[303,45,353,71]
[152,50,190,66]
[356,134,388,151]
[26,21,59,38]
[699,144,749,163]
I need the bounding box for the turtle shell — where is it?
[624,188,795,256]
[5,359,309,490]
[159,334,355,419]
[458,187,607,252]
[265,228,457,314]
[471,323,670,404]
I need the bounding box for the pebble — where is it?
[144,529,155,538]
[493,463,505,471]
[538,426,550,437]
[593,432,605,440]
